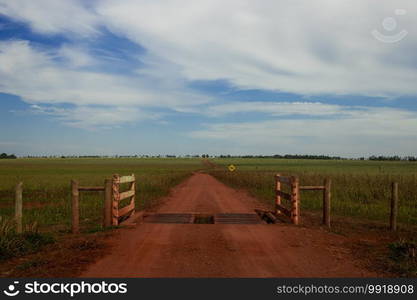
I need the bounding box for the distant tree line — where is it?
[0,153,17,159]
[13,154,417,161]
[217,154,417,161]
[367,155,417,162]
[217,154,342,160]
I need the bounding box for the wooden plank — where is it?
[78,186,105,191]
[265,211,277,224]
[390,182,398,231]
[276,175,292,185]
[119,175,135,184]
[275,204,292,217]
[300,186,325,191]
[15,182,23,234]
[118,202,135,217]
[275,190,291,200]
[71,180,80,234]
[119,190,135,201]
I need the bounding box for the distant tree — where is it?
[0,153,17,159]
[369,155,404,161]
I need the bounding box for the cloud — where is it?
[1,0,417,156]
[0,40,211,128]
[0,40,209,107]
[30,104,160,130]
[57,45,97,68]
[189,106,417,156]
[203,101,354,117]
[2,0,417,98]
[95,0,417,97]
[0,0,99,36]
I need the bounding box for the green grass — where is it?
[388,238,417,277]
[0,158,203,232]
[0,216,55,261]
[1,157,416,231]
[209,158,417,226]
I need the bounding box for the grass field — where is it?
[1,157,416,232]
[0,158,203,233]
[208,158,417,226]
[0,157,416,275]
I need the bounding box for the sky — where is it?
[0,0,416,157]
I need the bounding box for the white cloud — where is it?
[189,106,417,156]
[0,0,417,157]
[2,0,417,98]
[0,40,209,107]
[58,45,96,68]
[30,104,159,130]
[95,0,417,97]
[204,101,352,117]
[0,40,211,128]
[0,0,99,36]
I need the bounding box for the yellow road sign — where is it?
[228,164,236,172]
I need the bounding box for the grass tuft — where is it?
[0,217,55,261]
[388,239,417,277]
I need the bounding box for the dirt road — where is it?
[81,173,375,277]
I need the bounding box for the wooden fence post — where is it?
[112,174,120,226]
[275,174,281,215]
[103,178,112,228]
[291,176,300,225]
[71,180,80,234]
[15,182,23,234]
[390,182,398,231]
[129,174,136,218]
[323,178,331,228]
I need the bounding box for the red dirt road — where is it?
[81,173,376,277]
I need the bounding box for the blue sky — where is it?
[0,0,416,157]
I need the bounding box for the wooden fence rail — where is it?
[70,174,136,233]
[10,176,400,234]
[274,175,332,227]
[300,178,331,228]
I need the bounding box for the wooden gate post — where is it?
[112,174,120,226]
[71,180,80,234]
[15,182,23,234]
[103,178,112,228]
[390,182,398,231]
[323,178,331,228]
[129,174,136,218]
[291,176,300,225]
[275,174,281,215]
